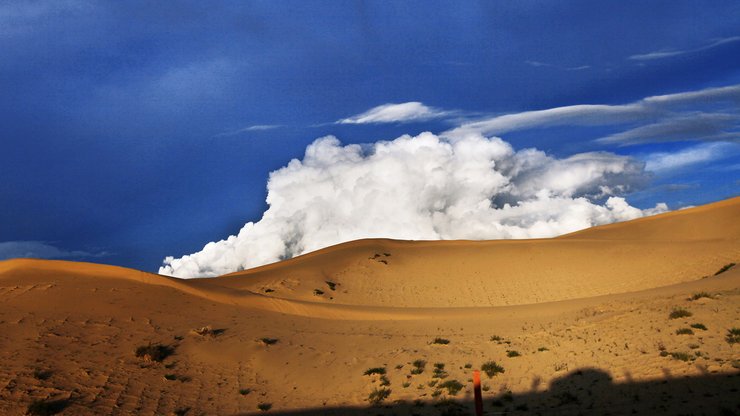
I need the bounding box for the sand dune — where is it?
[0,197,738,415]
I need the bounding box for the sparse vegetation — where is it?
[438,380,464,396]
[33,369,52,381]
[164,374,177,380]
[432,337,450,345]
[463,363,472,369]
[192,326,225,337]
[239,388,252,395]
[410,359,426,375]
[26,399,70,416]
[402,382,411,388]
[432,363,448,379]
[669,352,693,362]
[506,350,521,357]
[257,403,272,411]
[481,361,505,378]
[313,289,324,296]
[489,335,503,342]
[135,343,174,362]
[726,328,740,344]
[714,263,736,275]
[379,375,390,386]
[669,308,692,319]
[690,323,707,331]
[554,362,568,372]
[325,281,337,290]
[173,407,190,416]
[538,346,549,352]
[676,328,694,335]
[260,338,278,346]
[367,387,391,404]
[690,292,713,301]
[364,367,386,376]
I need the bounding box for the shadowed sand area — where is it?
[0,197,738,415]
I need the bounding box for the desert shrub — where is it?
[379,375,390,386]
[402,382,411,388]
[464,363,472,369]
[135,343,174,362]
[690,323,707,331]
[313,289,324,296]
[173,407,190,416]
[481,361,504,378]
[676,328,694,335]
[257,403,272,411]
[669,308,692,319]
[26,399,70,416]
[364,367,386,376]
[714,263,736,275]
[432,337,450,345]
[164,374,177,381]
[33,369,52,381]
[506,350,521,357]
[670,352,692,362]
[239,388,251,395]
[192,326,224,337]
[368,388,391,404]
[260,338,278,346]
[489,335,503,342]
[690,292,713,300]
[410,359,426,374]
[438,380,464,396]
[433,363,448,379]
[727,328,740,344]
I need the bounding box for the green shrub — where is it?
[506,350,521,357]
[690,292,713,300]
[669,352,692,362]
[432,337,450,345]
[714,263,736,275]
[239,388,251,395]
[438,380,464,396]
[726,328,740,344]
[410,359,426,375]
[368,388,391,404]
[676,328,694,335]
[690,323,707,331]
[668,308,692,319]
[364,367,386,376]
[481,361,504,378]
[432,363,448,379]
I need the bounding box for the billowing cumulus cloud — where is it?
[160,132,666,278]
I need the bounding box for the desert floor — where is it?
[1,197,738,415]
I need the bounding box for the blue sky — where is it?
[1,1,739,273]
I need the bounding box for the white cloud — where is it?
[213,124,281,137]
[337,102,449,124]
[160,132,666,278]
[629,36,740,61]
[645,142,739,172]
[0,241,106,260]
[445,84,740,144]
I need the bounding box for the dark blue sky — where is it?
[2,1,739,272]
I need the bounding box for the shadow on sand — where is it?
[237,367,740,416]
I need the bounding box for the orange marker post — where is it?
[473,369,483,416]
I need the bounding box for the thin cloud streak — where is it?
[629,36,740,61]
[337,102,450,124]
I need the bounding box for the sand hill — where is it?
[0,197,738,415]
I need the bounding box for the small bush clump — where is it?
[26,399,70,416]
[690,292,713,301]
[676,328,694,335]
[368,387,391,404]
[726,328,740,344]
[714,263,736,276]
[260,338,278,346]
[506,350,521,357]
[410,359,426,375]
[239,388,252,395]
[325,281,337,291]
[490,335,503,342]
[438,380,464,396]
[690,323,707,331]
[135,343,174,362]
[257,403,272,411]
[432,337,450,345]
[432,363,448,379]
[537,346,549,352]
[669,308,692,319]
[364,367,386,376]
[669,352,693,362]
[481,361,504,378]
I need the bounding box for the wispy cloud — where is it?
[629,36,740,61]
[525,60,591,71]
[213,124,281,137]
[337,102,450,124]
[444,84,740,146]
[0,241,108,261]
[644,142,738,172]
